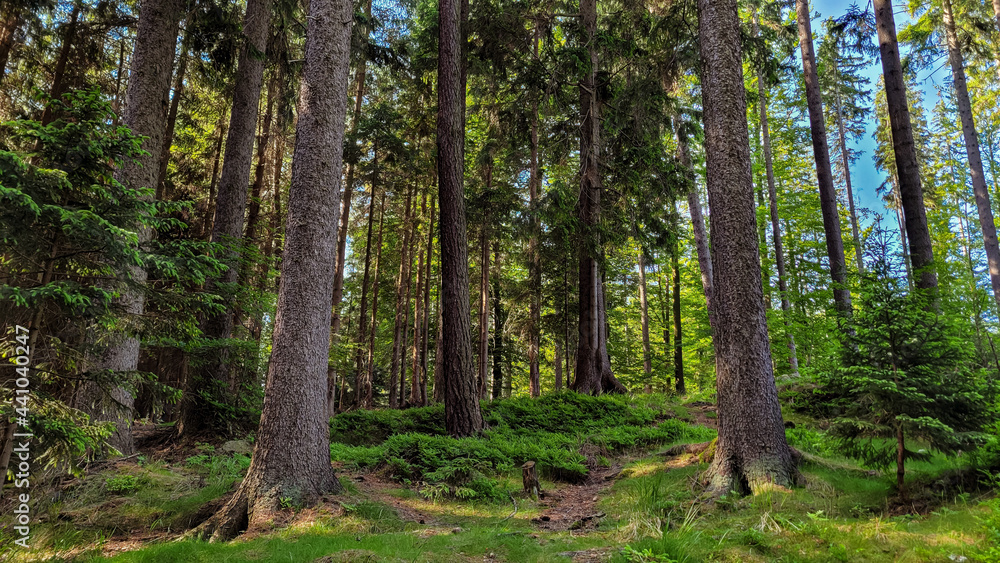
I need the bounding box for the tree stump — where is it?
[522,461,540,499]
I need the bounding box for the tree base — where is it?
[663,440,803,497]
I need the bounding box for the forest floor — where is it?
[0,393,996,562]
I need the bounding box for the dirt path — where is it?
[531,462,620,532]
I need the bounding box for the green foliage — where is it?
[974,498,1000,562]
[330,394,698,500]
[826,231,991,482]
[104,474,142,495]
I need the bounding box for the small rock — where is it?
[221,440,253,455]
[451,527,463,534]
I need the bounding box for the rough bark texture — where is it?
[181,0,271,435]
[477,226,490,399]
[874,0,937,293]
[796,0,852,317]
[758,67,799,375]
[671,236,683,393]
[438,0,484,436]
[353,189,378,408]
[697,0,796,494]
[409,189,428,406]
[527,21,542,398]
[74,0,184,457]
[943,0,1000,315]
[192,0,350,539]
[390,185,415,408]
[363,195,386,409]
[156,25,192,200]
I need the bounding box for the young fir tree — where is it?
[830,227,989,490]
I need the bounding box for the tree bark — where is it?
[477,225,490,399]
[389,184,415,408]
[873,0,937,293]
[675,119,714,332]
[38,5,80,129]
[528,20,542,398]
[638,253,652,386]
[192,0,350,538]
[697,0,797,494]
[245,73,278,245]
[202,108,228,239]
[156,23,193,200]
[420,198,435,405]
[74,0,184,457]
[758,65,800,375]
[796,0,852,318]
[491,247,504,400]
[0,4,22,84]
[671,234,683,393]
[410,188,428,406]
[362,192,386,409]
[438,0,483,436]
[181,0,271,435]
[942,0,1000,316]
[353,188,379,408]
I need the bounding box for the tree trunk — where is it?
[156,24,192,200]
[330,0,374,338]
[943,0,1000,316]
[192,0,350,539]
[758,65,800,376]
[420,198,435,406]
[353,188,379,407]
[528,20,542,399]
[75,0,184,457]
[38,5,80,129]
[832,59,864,272]
[410,189,428,406]
[477,225,490,399]
[491,249,504,400]
[181,0,271,435]
[554,339,563,391]
[675,120,714,331]
[438,0,483,436]
[0,4,22,84]
[245,74,278,245]
[638,254,652,386]
[697,0,796,494]
[363,193,386,409]
[796,0,852,318]
[874,0,937,293]
[202,109,228,239]
[671,235,683,393]
[389,184,415,408]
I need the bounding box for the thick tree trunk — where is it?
[758,67,800,375]
[181,0,271,435]
[438,0,483,436]
[156,25,192,200]
[638,254,652,385]
[796,0,852,318]
[389,185,415,408]
[831,60,864,273]
[697,0,796,494]
[0,4,22,84]
[75,0,184,457]
[192,0,350,539]
[874,0,937,293]
[528,21,542,398]
[943,0,1000,316]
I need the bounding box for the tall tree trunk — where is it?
[874,0,937,293]
[554,339,563,391]
[156,24,193,200]
[389,184,415,408]
[638,253,652,389]
[675,119,714,331]
[831,59,864,272]
[362,193,385,409]
[697,0,796,494]
[353,188,379,407]
[245,74,277,245]
[943,0,1000,315]
[38,5,80,129]
[477,225,490,399]
[192,0,350,538]
[758,65,800,375]
[202,108,228,239]
[330,0,374,338]
[410,189,428,406]
[671,234,683,393]
[433,289,444,403]
[0,4,22,83]
[438,0,483,436]
[181,0,271,435]
[573,0,624,395]
[796,0,852,317]
[491,245,504,400]
[420,198,435,405]
[74,0,184,457]
[527,20,542,398]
